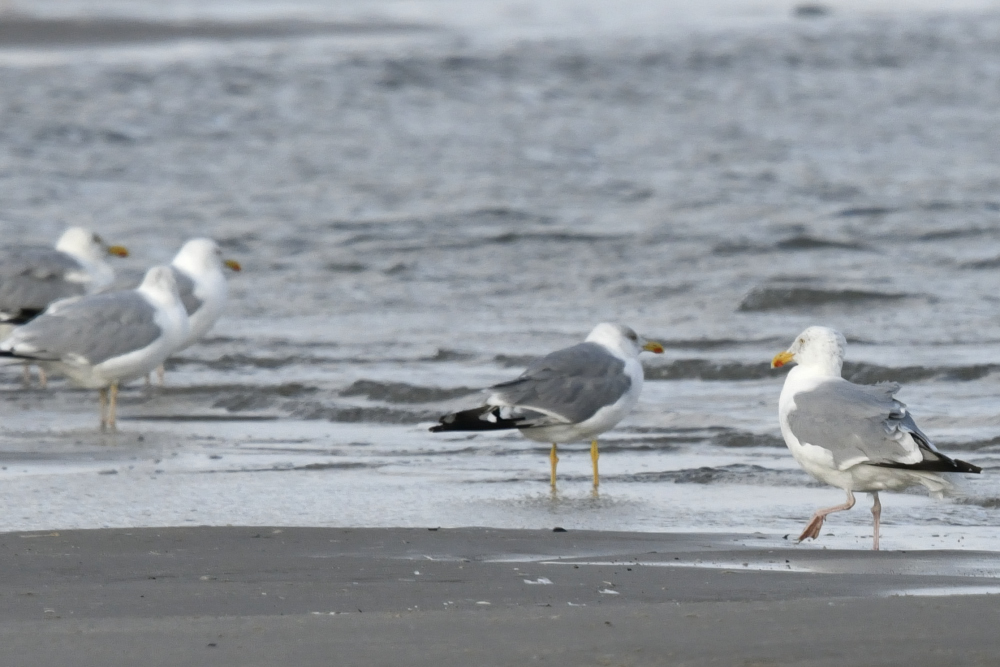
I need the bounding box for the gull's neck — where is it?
[137,276,180,310]
[787,358,843,382]
[57,241,113,289]
[587,336,634,360]
[173,253,218,280]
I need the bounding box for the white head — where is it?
[137,266,190,347]
[172,238,241,276]
[771,326,847,377]
[138,265,180,304]
[585,322,664,358]
[55,227,128,263]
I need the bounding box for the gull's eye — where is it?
[93,234,103,244]
[798,338,804,345]
[627,331,638,341]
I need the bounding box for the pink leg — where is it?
[798,490,856,542]
[871,492,881,551]
[37,366,47,389]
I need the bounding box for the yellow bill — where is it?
[771,351,794,368]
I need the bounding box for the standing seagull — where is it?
[149,238,241,385]
[0,227,129,386]
[431,323,664,489]
[771,326,980,550]
[0,266,189,429]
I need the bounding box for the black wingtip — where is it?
[873,456,982,474]
[429,406,523,433]
[4,309,43,325]
[954,459,982,474]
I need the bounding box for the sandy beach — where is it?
[1,526,999,665]
[2,2,1000,664]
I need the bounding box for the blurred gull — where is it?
[0,227,129,325]
[772,326,981,550]
[0,227,129,386]
[0,266,189,430]
[150,238,241,385]
[431,323,663,489]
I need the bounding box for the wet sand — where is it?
[3,526,1000,666]
[0,16,435,47]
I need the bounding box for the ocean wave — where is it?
[423,349,475,362]
[836,206,898,217]
[713,432,785,448]
[961,257,1000,269]
[643,359,998,383]
[193,354,313,370]
[738,287,913,311]
[626,464,817,486]
[643,359,774,381]
[957,497,1000,509]
[290,403,435,424]
[339,379,478,403]
[714,235,865,255]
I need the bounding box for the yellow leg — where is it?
[590,439,600,488]
[99,388,108,430]
[108,382,119,431]
[549,443,559,488]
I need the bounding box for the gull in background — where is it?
[772,326,980,550]
[431,323,664,489]
[0,227,129,386]
[0,266,189,429]
[149,238,241,385]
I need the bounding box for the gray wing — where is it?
[787,380,940,470]
[0,248,88,320]
[5,291,163,365]
[170,266,203,316]
[488,342,631,424]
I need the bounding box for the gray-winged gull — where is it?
[0,266,189,429]
[431,323,664,489]
[149,238,241,385]
[0,227,129,386]
[0,227,129,326]
[771,326,980,550]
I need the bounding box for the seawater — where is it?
[0,0,999,550]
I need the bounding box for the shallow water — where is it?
[1,0,1000,549]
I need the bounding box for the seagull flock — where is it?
[0,229,240,429]
[0,229,985,550]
